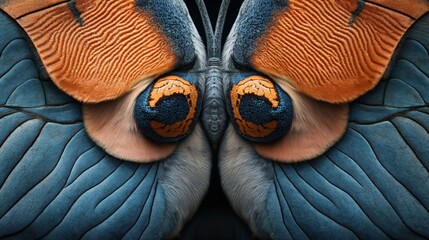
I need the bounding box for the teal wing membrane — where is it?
[0,5,210,239]
[264,17,429,238]
[220,4,429,240]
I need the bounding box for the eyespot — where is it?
[228,74,293,143]
[134,74,201,143]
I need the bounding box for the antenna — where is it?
[195,0,215,57]
[195,0,230,58]
[213,0,230,57]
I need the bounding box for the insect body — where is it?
[197,0,230,148]
[202,57,228,147]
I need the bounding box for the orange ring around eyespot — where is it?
[149,76,198,138]
[230,76,279,138]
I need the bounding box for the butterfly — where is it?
[0,0,428,239]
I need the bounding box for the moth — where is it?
[0,0,428,239]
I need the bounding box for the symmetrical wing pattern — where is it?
[1,0,429,239]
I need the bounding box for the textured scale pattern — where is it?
[259,13,429,239]
[0,13,166,239]
[252,0,424,103]
[0,11,211,239]
[16,0,177,103]
[2,0,429,238]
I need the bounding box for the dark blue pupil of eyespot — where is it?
[239,95,274,125]
[152,95,190,125]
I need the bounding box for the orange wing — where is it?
[252,0,429,103]
[1,0,177,103]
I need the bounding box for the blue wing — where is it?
[0,2,210,238]
[220,1,429,239]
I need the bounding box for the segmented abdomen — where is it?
[201,58,228,146]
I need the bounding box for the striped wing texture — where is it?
[0,10,210,239]
[220,2,429,239]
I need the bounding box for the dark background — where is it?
[177,1,256,240]
[184,0,244,48]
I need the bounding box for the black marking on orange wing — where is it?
[68,0,84,26]
[349,0,365,26]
